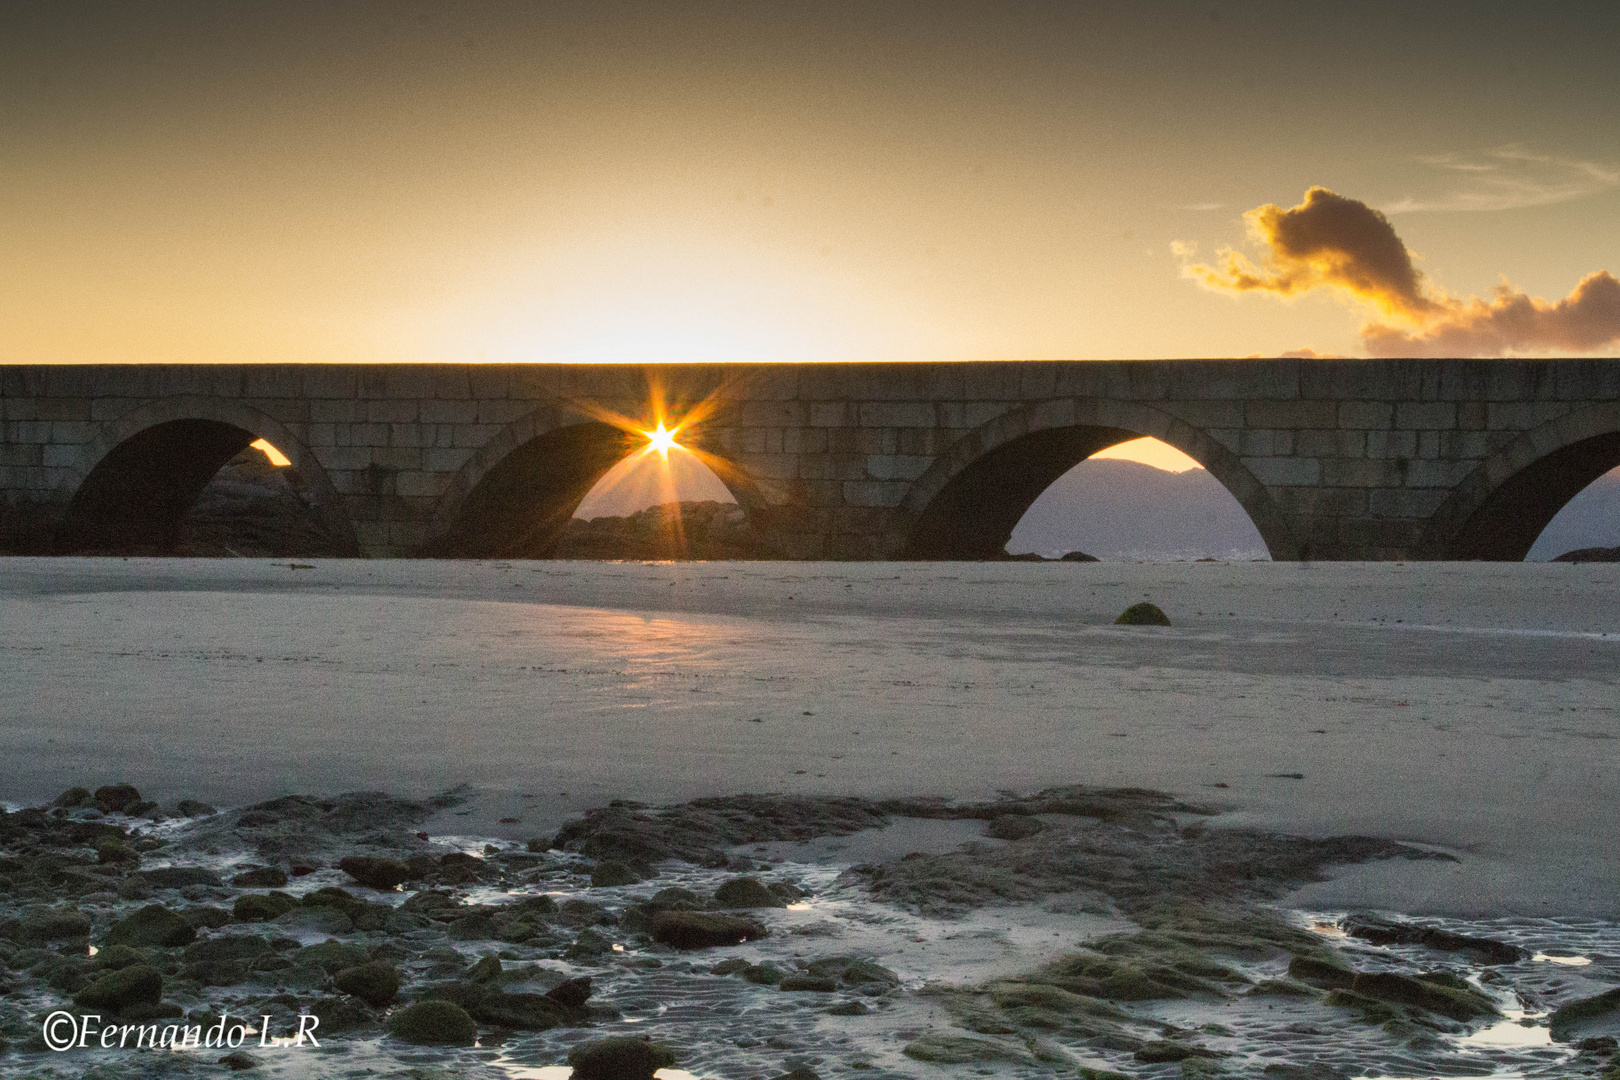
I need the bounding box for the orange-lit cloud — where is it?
[1179,187,1620,357]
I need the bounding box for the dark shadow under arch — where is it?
[426,421,641,557]
[59,419,271,553]
[1448,431,1620,560]
[906,426,1165,558]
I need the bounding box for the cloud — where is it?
[1362,271,1620,358]
[1177,187,1620,357]
[1179,187,1439,321]
[1383,145,1620,214]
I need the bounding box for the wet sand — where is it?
[1,557,1617,918]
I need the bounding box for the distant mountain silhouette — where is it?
[1526,467,1620,561]
[1006,459,1269,561]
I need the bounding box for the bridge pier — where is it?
[2,359,1616,560]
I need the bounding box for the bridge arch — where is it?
[56,395,359,555]
[897,397,1299,560]
[1420,401,1620,560]
[423,405,767,557]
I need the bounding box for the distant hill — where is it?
[1526,468,1620,561]
[556,501,760,560]
[1006,459,1270,561]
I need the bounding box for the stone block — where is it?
[1368,487,1449,518]
[301,367,358,399]
[367,399,419,423]
[311,399,368,423]
[865,454,932,481]
[1394,402,1456,430]
[841,480,907,507]
[423,448,470,472]
[1365,430,1418,458]
[450,424,500,448]
[1320,458,1403,487]
[857,402,937,428]
[395,471,450,498]
[1337,401,1393,429]
[242,367,302,399]
[36,398,91,422]
[1162,400,1245,428]
[1242,457,1320,485]
[1245,399,1338,429]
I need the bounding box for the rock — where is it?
[184,935,273,963]
[220,1051,260,1069]
[273,907,354,936]
[94,784,142,813]
[183,905,233,929]
[468,955,503,983]
[711,958,750,975]
[308,994,379,1033]
[714,876,786,908]
[106,904,197,948]
[567,1036,677,1080]
[297,940,371,973]
[648,886,705,910]
[825,1000,868,1015]
[182,958,250,986]
[333,961,400,1007]
[1287,955,1355,990]
[1261,1065,1353,1080]
[232,866,288,888]
[804,957,901,987]
[1060,551,1099,562]
[526,836,552,852]
[564,927,613,960]
[984,813,1043,840]
[234,892,298,922]
[1135,1040,1203,1062]
[743,963,786,985]
[1552,987,1620,1042]
[780,975,839,992]
[558,899,616,927]
[338,855,410,890]
[1115,602,1171,626]
[136,866,223,889]
[649,911,769,949]
[74,963,163,1012]
[176,800,217,817]
[89,944,146,972]
[388,999,478,1046]
[903,1034,1029,1064]
[1347,971,1498,1021]
[770,1070,822,1080]
[437,852,487,884]
[546,976,592,1011]
[15,905,92,943]
[53,786,93,808]
[1341,916,1524,964]
[589,860,642,887]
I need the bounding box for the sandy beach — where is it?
[3,557,1616,920]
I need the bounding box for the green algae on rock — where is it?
[388,999,478,1046]
[1114,602,1171,625]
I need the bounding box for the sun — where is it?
[644,423,680,458]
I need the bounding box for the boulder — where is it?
[234,892,298,922]
[94,784,143,813]
[297,940,371,974]
[546,976,592,1011]
[1341,916,1523,964]
[1115,602,1171,626]
[589,860,642,887]
[1551,987,1620,1042]
[338,856,410,890]
[567,1036,677,1080]
[176,799,217,817]
[52,787,93,808]
[333,961,400,1008]
[15,905,92,943]
[650,910,768,949]
[714,876,785,909]
[74,963,163,1012]
[184,935,273,963]
[106,904,197,948]
[1060,551,1099,562]
[388,1000,477,1046]
[231,866,289,889]
[136,866,224,889]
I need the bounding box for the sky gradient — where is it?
[4,1,1618,365]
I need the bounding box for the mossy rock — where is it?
[106,904,196,948]
[1551,987,1620,1042]
[1115,602,1171,626]
[89,944,147,972]
[183,935,272,963]
[903,1034,1029,1064]
[338,855,410,890]
[233,892,297,923]
[589,860,642,887]
[467,955,503,983]
[94,783,142,813]
[1348,971,1497,1022]
[388,1000,478,1046]
[74,963,163,1011]
[333,961,400,1008]
[649,911,768,949]
[714,876,785,909]
[567,1036,677,1080]
[297,940,371,974]
[231,866,288,888]
[984,814,1042,840]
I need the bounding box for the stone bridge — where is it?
[2,359,1617,560]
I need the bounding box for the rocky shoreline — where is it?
[0,784,1616,1078]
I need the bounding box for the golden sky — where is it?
[4,2,1618,364]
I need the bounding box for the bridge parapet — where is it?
[2,359,1616,560]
